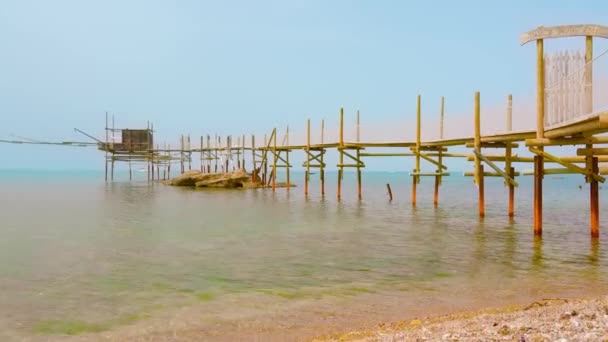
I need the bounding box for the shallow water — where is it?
[0,169,606,340]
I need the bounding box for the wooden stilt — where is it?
[534,38,545,236]
[386,183,393,201]
[413,95,421,207]
[286,127,290,191]
[188,135,192,171]
[201,135,205,172]
[509,167,515,217]
[591,156,599,238]
[534,155,543,236]
[111,158,114,181]
[357,150,362,200]
[105,112,109,182]
[180,135,185,174]
[272,129,277,191]
[434,96,444,208]
[474,92,483,217]
[242,134,246,171]
[305,119,310,196]
[263,134,268,185]
[225,136,229,173]
[251,135,257,183]
[479,164,485,217]
[129,161,132,181]
[286,150,290,191]
[411,174,417,206]
[167,144,171,179]
[207,135,211,173]
[338,108,344,201]
[433,174,439,207]
[321,120,325,196]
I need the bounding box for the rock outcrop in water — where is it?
[167,169,261,189]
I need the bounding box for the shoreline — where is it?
[315,294,608,341]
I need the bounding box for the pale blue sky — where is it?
[1,1,607,171]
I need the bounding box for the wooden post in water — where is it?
[263,134,268,185]
[534,155,542,233]
[321,119,325,196]
[201,135,205,172]
[105,112,109,182]
[338,108,344,201]
[479,164,485,217]
[272,129,277,191]
[285,126,290,191]
[356,110,362,200]
[225,136,230,173]
[434,96,444,207]
[506,94,515,217]
[207,135,211,173]
[188,135,192,171]
[534,38,545,236]
[167,144,171,179]
[386,183,393,201]
[251,135,257,183]
[241,134,246,170]
[591,156,599,238]
[305,119,310,196]
[474,91,484,217]
[156,144,160,180]
[412,95,421,207]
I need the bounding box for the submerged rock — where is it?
[168,169,261,189]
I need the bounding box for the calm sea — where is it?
[0,169,606,340]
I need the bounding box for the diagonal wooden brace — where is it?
[415,151,448,170]
[529,147,606,183]
[474,150,518,187]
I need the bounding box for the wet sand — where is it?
[30,292,607,342]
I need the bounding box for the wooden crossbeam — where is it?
[410,172,450,177]
[464,171,521,177]
[465,142,519,148]
[526,136,608,146]
[337,163,366,168]
[577,148,608,156]
[529,147,606,182]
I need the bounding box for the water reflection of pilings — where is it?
[531,236,544,271]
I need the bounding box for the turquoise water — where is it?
[0,169,606,340]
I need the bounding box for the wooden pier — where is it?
[3,24,608,239]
